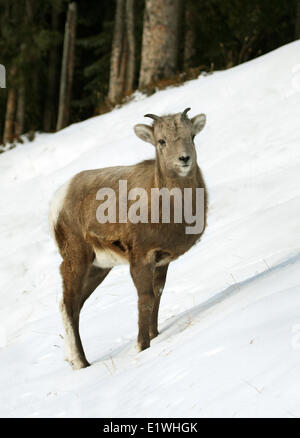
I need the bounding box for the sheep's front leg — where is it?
[150,263,169,340]
[130,262,155,352]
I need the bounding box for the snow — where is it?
[1,41,300,418]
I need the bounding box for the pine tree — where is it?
[43,3,61,132]
[183,0,196,70]
[57,2,77,131]
[3,65,17,144]
[139,0,182,89]
[0,0,296,146]
[296,0,300,40]
[107,0,136,105]
[125,0,135,93]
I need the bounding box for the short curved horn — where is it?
[144,113,162,122]
[181,107,191,119]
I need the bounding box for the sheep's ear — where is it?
[134,124,155,145]
[191,114,206,136]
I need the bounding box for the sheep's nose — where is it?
[179,155,190,164]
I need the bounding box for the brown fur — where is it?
[51,110,207,369]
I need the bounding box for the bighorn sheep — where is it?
[49,108,207,370]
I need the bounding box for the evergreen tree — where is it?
[0,0,296,146]
[139,0,182,89]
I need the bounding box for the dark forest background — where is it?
[0,0,299,147]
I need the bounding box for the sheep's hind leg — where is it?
[60,261,111,370]
[60,257,90,370]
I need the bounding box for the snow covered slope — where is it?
[1,41,300,418]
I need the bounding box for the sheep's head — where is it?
[134,108,206,178]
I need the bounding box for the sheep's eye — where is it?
[158,139,166,145]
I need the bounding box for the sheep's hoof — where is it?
[66,357,90,370]
[136,340,150,352]
[150,330,159,340]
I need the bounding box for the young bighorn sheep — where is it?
[50,108,207,370]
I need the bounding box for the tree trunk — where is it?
[43,5,59,132]
[108,0,126,104]
[108,0,136,104]
[125,0,135,93]
[183,1,196,70]
[120,32,129,93]
[296,0,300,40]
[56,2,77,131]
[26,0,34,21]
[139,0,181,89]
[15,84,25,140]
[15,41,26,140]
[3,66,17,144]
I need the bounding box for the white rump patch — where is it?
[93,248,129,268]
[49,180,71,241]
